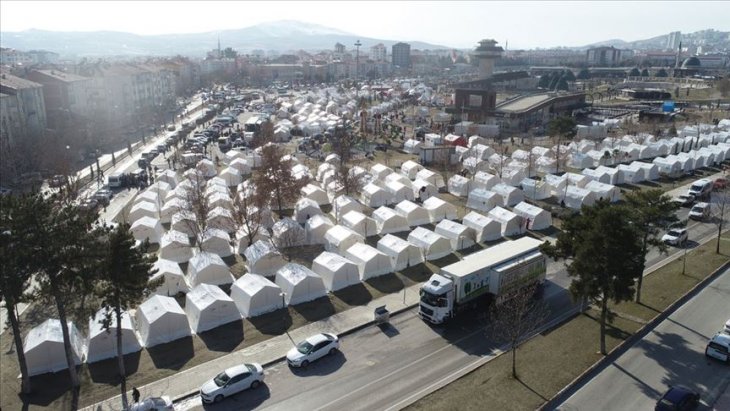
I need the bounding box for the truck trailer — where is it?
[418,236,546,324]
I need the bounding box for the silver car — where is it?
[287,333,340,368]
[200,363,264,403]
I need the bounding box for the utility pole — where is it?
[354,40,362,98]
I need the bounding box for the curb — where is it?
[540,259,730,411]
[169,302,420,405]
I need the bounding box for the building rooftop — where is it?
[0,71,43,91]
[33,69,90,83]
[497,93,553,113]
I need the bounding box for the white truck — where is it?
[418,237,547,325]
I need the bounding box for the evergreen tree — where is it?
[563,69,576,82]
[576,69,591,80]
[656,68,668,77]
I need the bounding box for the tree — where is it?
[490,283,549,378]
[711,183,729,254]
[96,223,159,410]
[623,189,679,303]
[547,116,577,173]
[231,184,268,247]
[223,47,238,58]
[629,68,641,77]
[540,200,644,354]
[253,144,307,212]
[562,69,576,82]
[656,68,668,78]
[641,68,650,77]
[538,75,551,89]
[576,69,591,80]
[178,173,212,250]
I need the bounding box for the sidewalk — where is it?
[82,284,423,411]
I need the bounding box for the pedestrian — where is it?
[132,386,140,403]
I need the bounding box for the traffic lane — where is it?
[557,268,730,411]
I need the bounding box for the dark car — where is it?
[655,386,700,411]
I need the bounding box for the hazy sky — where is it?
[2,1,729,49]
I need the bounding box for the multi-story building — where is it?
[666,31,682,51]
[0,48,34,66]
[333,43,346,61]
[26,69,92,130]
[370,43,387,62]
[586,46,626,66]
[392,42,411,69]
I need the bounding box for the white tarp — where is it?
[361,183,392,207]
[562,186,597,210]
[130,200,159,223]
[408,227,453,261]
[395,200,430,226]
[372,206,410,234]
[230,274,283,318]
[207,207,236,234]
[466,188,499,213]
[520,178,553,201]
[513,202,552,230]
[462,211,502,242]
[24,319,85,376]
[171,211,197,237]
[585,180,621,203]
[187,252,234,286]
[344,243,393,280]
[448,174,471,197]
[200,228,233,257]
[490,183,525,207]
[370,163,394,181]
[130,216,164,244]
[435,219,475,250]
[400,160,424,180]
[412,179,438,202]
[301,184,330,205]
[472,171,499,191]
[275,263,327,305]
[136,295,191,347]
[331,195,363,222]
[416,169,446,189]
[150,258,190,296]
[185,284,240,333]
[488,207,524,236]
[159,230,193,263]
[384,180,414,203]
[244,240,286,276]
[272,217,306,248]
[87,310,141,363]
[311,251,361,291]
[324,224,365,253]
[423,197,457,223]
[377,234,424,271]
[341,211,378,237]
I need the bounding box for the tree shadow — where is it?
[637,301,661,314]
[290,296,336,322]
[146,336,195,370]
[516,375,548,401]
[18,367,80,408]
[247,309,292,335]
[365,273,404,294]
[332,283,373,307]
[198,319,244,352]
[87,350,142,384]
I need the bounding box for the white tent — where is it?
[275,263,327,305]
[129,201,159,223]
[305,214,334,245]
[408,227,453,261]
[311,252,361,291]
[200,228,233,257]
[341,210,378,237]
[488,207,524,236]
[324,153,340,165]
[207,207,236,234]
[520,178,553,201]
[134,190,163,208]
[171,211,197,237]
[372,206,410,234]
[236,226,270,253]
[513,202,552,230]
[395,200,431,226]
[472,171,499,191]
[617,163,645,183]
[301,184,330,205]
[229,158,252,175]
[219,167,243,187]
[331,195,363,222]
[448,174,471,197]
[562,186,597,210]
[244,240,286,276]
[377,234,424,271]
[159,230,193,263]
[196,159,217,178]
[317,163,336,183]
[466,188,499,213]
[544,174,568,195]
[145,181,172,200]
[462,157,489,174]
[435,220,475,250]
[185,284,240,333]
[230,274,283,318]
[383,180,414,203]
[324,224,365,253]
[412,179,438,201]
[294,198,323,224]
[272,217,306,248]
[416,169,446,189]
[633,161,659,181]
[462,211,502,242]
[87,310,141,363]
[157,169,179,188]
[385,172,413,187]
[370,163,394,181]
[160,198,187,224]
[403,139,424,154]
[361,183,391,207]
[565,172,590,188]
[187,252,234,286]
[130,216,164,244]
[401,160,424,180]
[582,167,612,184]
[23,319,85,376]
[344,243,393,280]
[207,192,233,210]
[490,183,525,207]
[500,167,526,187]
[423,196,458,223]
[150,258,189,296]
[585,180,621,203]
[595,165,622,185]
[136,295,191,347]
[653,157,682,178]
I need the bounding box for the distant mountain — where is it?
[0,20,449,58]
[580,29,730,50]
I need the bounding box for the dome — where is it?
[681,57,701,69]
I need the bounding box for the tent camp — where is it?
[187,252,234,286]
[513,202,552,230]
[377,234,424,271]
[384,172,413,187]
[157,169,179,188]
[384,180,415,203]
[87,310,141,363]
[595,166,622,185]
[361,183,391,207]
[136,295,191,347]
[472,171,499,191]
[617,163,645,183]
[301,184,330,205]
[129,201,159,223]
[200,228,233,257]
[324,224,365,253]
[416,169,446,190]
[272,217,306,248]
[633,161,659,181]
[372,206,410,234]
[423,196,458,223]
[275,264,327,305]
[150,258,189,296]
[488,207,524,236]
[341,210,378,237]
[448,174,471,197]
[230,274,283,318]
[235,226,270,253]
[311,251,361,291]
[403,139,424,154]
[196,159,217,178]
[159,230,193,263]
[185,284,240,333]
[462,211,502,242]
[24,319,85,376]
[395,200,431,226]
[585,180,621,203]
[490,183,525,207]
[562,186,597,210]
[500,168,526,187]
[412,179,438,202]
[344,243,393,280]
[400,160,424,180]
[229,158,252,175]
[331,195,363,222]
[466,188,499,213]
[244,240,287,276]
[408,227,453,260]
[130,216,164,244]
[160,198,187,224]
[171,211,197,237]
[653,157,682,178]
[207,207,236,234]
[207,192,233,210]
[435,219,476,250]
[304,214,334,245]
[135,190,163,208]
[219,167,243,187]
[371,163,394,181]
[521,178,553,200]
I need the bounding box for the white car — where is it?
[661,228,688,246]
[200,363,264,403]
[724,319,730,335]
[129,396,173,411]
[287,332,340,368]
[705,333,730,363]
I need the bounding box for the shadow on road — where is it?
[377,322,400,338]
[288,351,347,377]
[202,383,271,411]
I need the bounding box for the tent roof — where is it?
[377,234,411,253]
[139,295,185,324]
[313,251,355,272]
[513,201,547,219]
[189,252,227,272]
[89,309,134,338]
[488,206,519,223]
[277,263,319,284]
[409,227,447,246]
[244,240,280,263]
[187,283,232,309]
[232,273,279,295]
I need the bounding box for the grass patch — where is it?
[406,232,729,411]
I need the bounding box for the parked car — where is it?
[166,125,176,131]
[78,198,99,212]
[655,386,700,411]
[92,189,113,206]
[724,318,730,335]
[714,177,728,191]
[128,396,173,411]
[705,332,730,363]
[286,332,340,368]
[673,194,695,207]
[662,228,688,246]
[688,178,713,200]
[688,202,710,220]
[49,174,67,188]
[200,363,264,404]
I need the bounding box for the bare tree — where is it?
[231,184,267,247]
[271,219,305,261]
[253,144,308,212]
[489,283,549,379]
[712,182,729,254]
[177,173,211,250]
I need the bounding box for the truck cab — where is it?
[418,274,454,324]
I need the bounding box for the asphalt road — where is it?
[556,268,730,411]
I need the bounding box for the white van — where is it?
[688,179,713,200]
[705,333,730,363]
[107,173,123,188]
[688,202,710,220]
